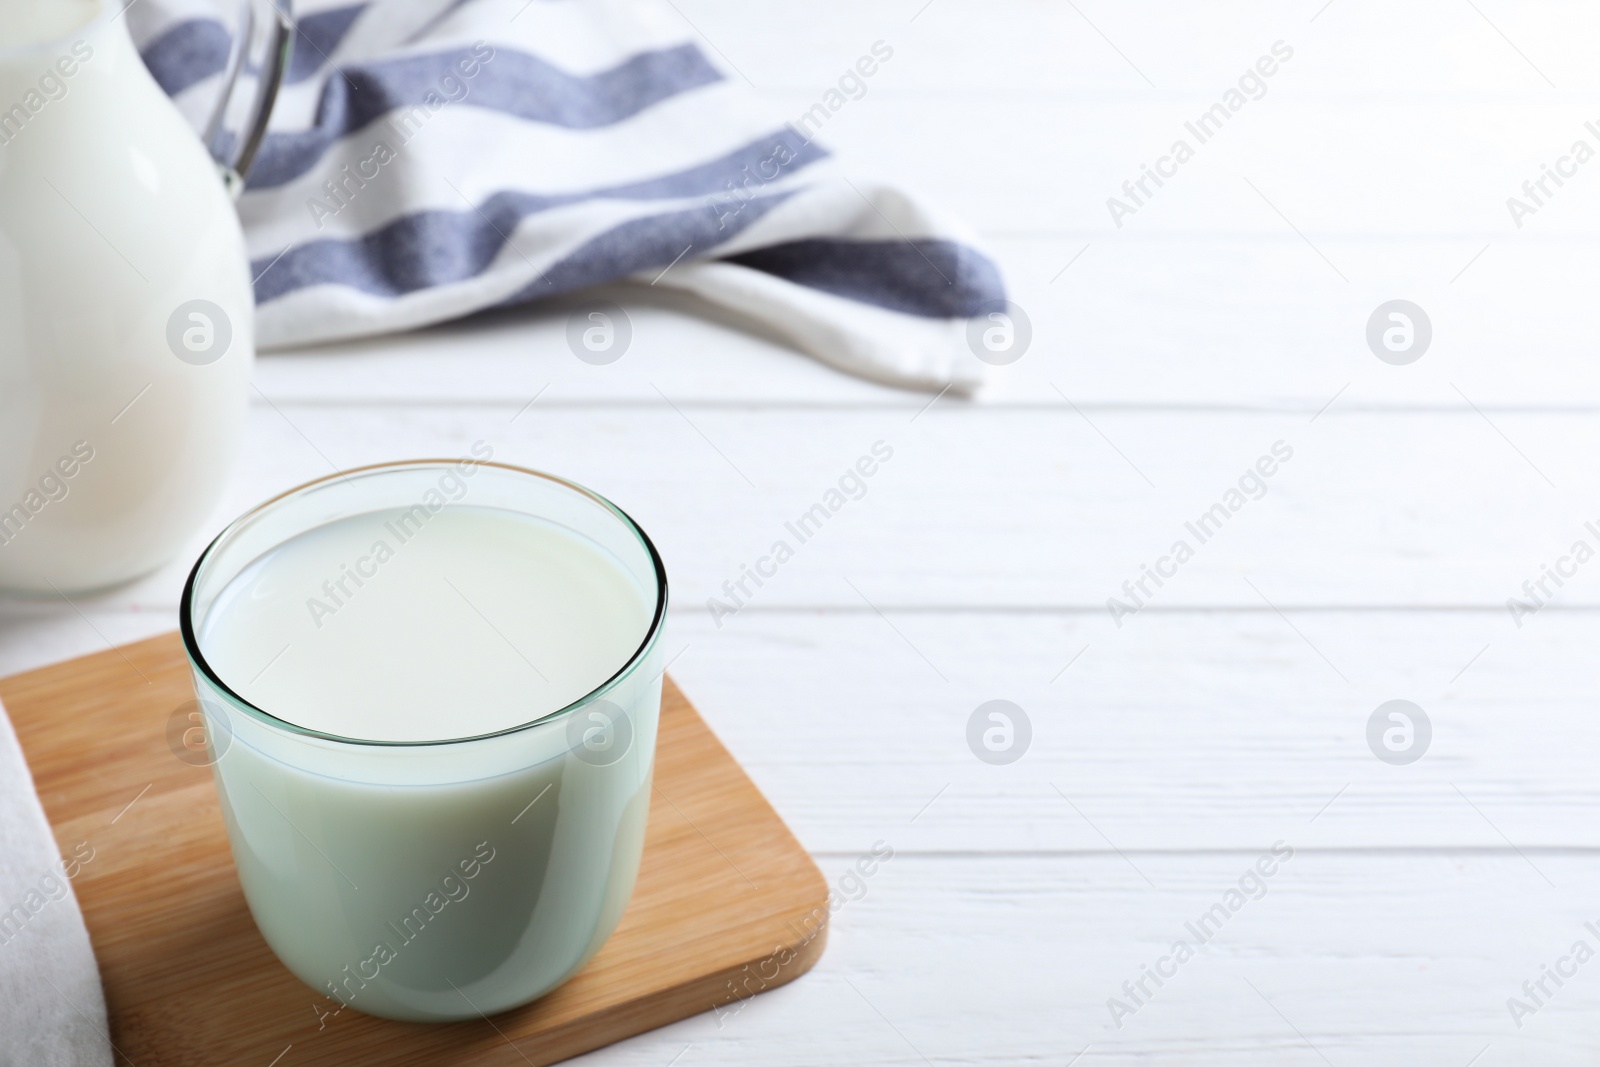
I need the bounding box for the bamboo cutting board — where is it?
[0,632,828,1066]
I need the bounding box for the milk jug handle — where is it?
[203,0,295,198]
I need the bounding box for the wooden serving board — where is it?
[0,632,828,1067]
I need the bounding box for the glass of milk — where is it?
[179,458,668,1022]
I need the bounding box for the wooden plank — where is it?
[772,95,1600,237]
[0,634,828,1066]
[650,849,1600,1066]
[665,608,1600,853]
[255,238,1600,408]
[36,404,1589,610]
[7,610,1597,853]
[678,0,1600,94]
[6,403,1596,614]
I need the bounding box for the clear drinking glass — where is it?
[179,460,668,1021]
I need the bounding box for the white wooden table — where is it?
[7,1,1600,1062]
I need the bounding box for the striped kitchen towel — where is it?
[129,0,1009,392]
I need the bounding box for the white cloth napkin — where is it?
[129,0,1007,393]
[0,701,111,1067]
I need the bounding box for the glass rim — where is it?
[179,459,670,749]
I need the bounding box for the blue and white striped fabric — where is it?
[129,0,1007,392]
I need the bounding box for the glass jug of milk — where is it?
[0,0,291,593]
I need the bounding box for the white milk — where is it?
[195,504,663,1020]
[200,506,654,741]
[0,0,254,593]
